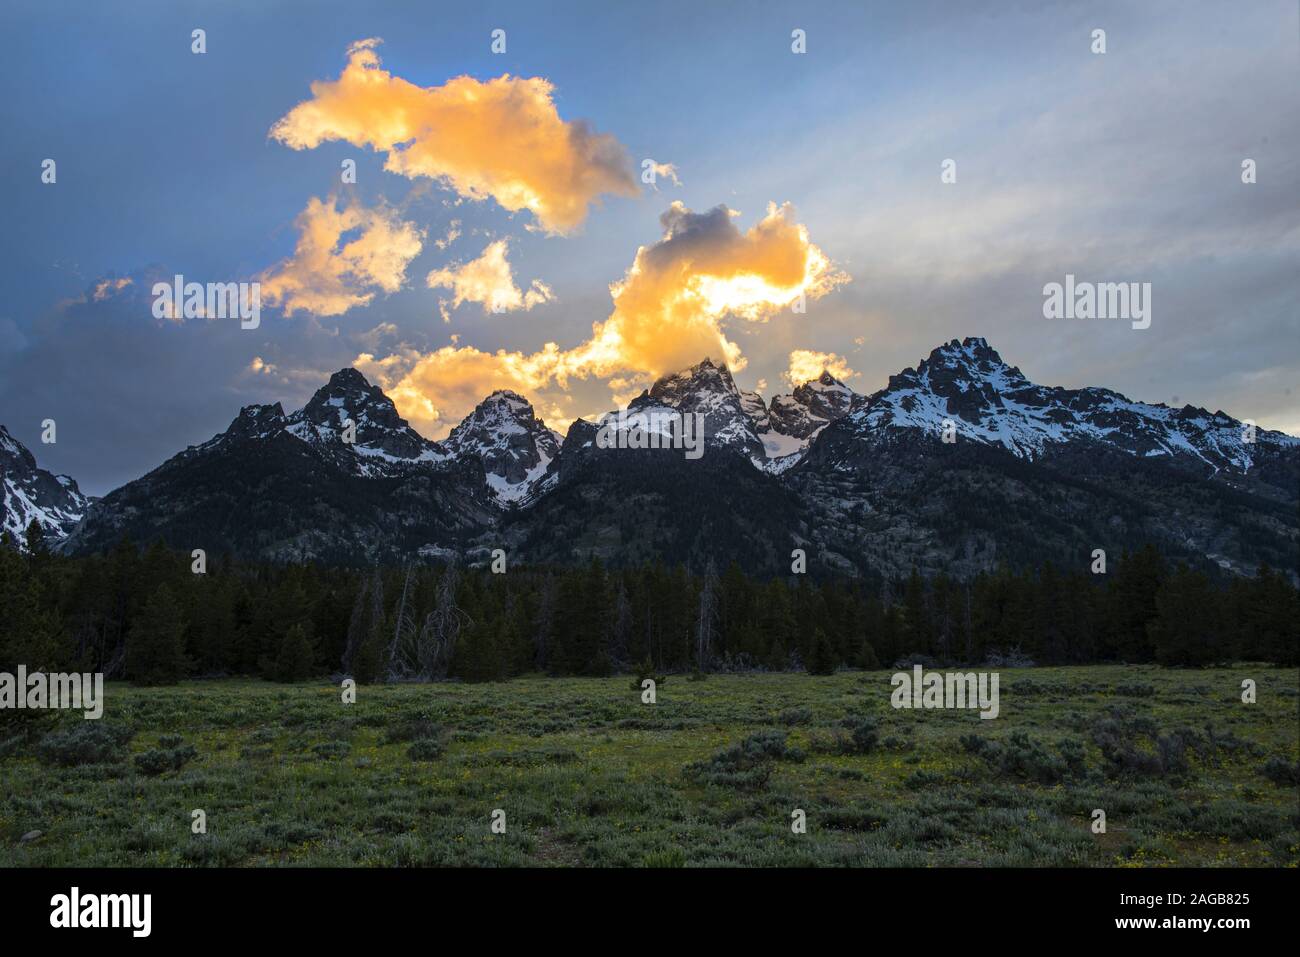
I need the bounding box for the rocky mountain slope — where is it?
[45,338,1299,580]
[0,425,89,545]
[793,338,1299,578]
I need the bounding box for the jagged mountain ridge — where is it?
[442,390,561,504]
[844,337,1297,474]
[45,338,1300,578]
[601,357,858,472]
[0,425,90,545]
[55,371,561,562]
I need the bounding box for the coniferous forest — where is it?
[4,521,1296,691]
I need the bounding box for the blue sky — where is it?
[2,0,1297,494]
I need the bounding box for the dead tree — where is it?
[382,565,419,681]
[414,564,471,680]
[342,569,384,675]
[695,559,718,672]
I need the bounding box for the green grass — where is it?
[1,665,1296,867]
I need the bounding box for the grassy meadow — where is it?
[1,665,1297,867]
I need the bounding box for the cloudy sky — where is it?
[2,0,1297,495]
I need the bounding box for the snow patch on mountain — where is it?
[1,425,90,545]
[443,390,561,505]
[845,337,1299,471]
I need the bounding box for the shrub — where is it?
[629,658,666,691]
[1261,756,1300,787]
[971,731,1069,784]
[1057,737,1088,777]
[684,730,804,791]
[839,716,879,755]
[36,723,134,767]
[408,738,445,761]
[905,769,944,790]
[1090,715,1200,780]
[385,716,443,744]
[134,744,197,776]
[777,706,813,727]
[983,647,1036,668]
[311,740,350,760]
[642,847,686,868]
[821,806,888,831]
[893,654,939,669]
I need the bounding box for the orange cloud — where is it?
[784,349,857,386]
[259,195,424,317]
[355,343,574,435]
[359,201,848,435]
[434,219,462,250]
[426,239,553,322]
[270,39,638,234]
[92,277,132,301]
[580,200,849,377]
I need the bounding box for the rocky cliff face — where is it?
[0,425,89,546]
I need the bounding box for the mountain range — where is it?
[5,337,1297,580]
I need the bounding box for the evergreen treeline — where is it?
[2,522,1296,688]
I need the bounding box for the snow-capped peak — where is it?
[624,358,767,462]
[738,369,860,473]
[847,337,1299,471]
[0,424,90,545]
[442,390,561,504]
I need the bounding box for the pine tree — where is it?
[1107,545,1165,662]
[274,622,316,682]
[23,519,49,559]
[858,639,880,670]
[0,542,64,672]
[805,627,836,675]
[129,584,186,686]
[1150,565,1220,666]
[901,567,931,657]
[718,560,751,660]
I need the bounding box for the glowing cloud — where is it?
[259,195,424,317]
[92,277,132,301]
[784,349,857,387]
[426,239,554,322]
[361,200,848,435]
[579,200,850,378]
[269,39,639,234]
[434,220,462,251]
[355,343,573,435]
